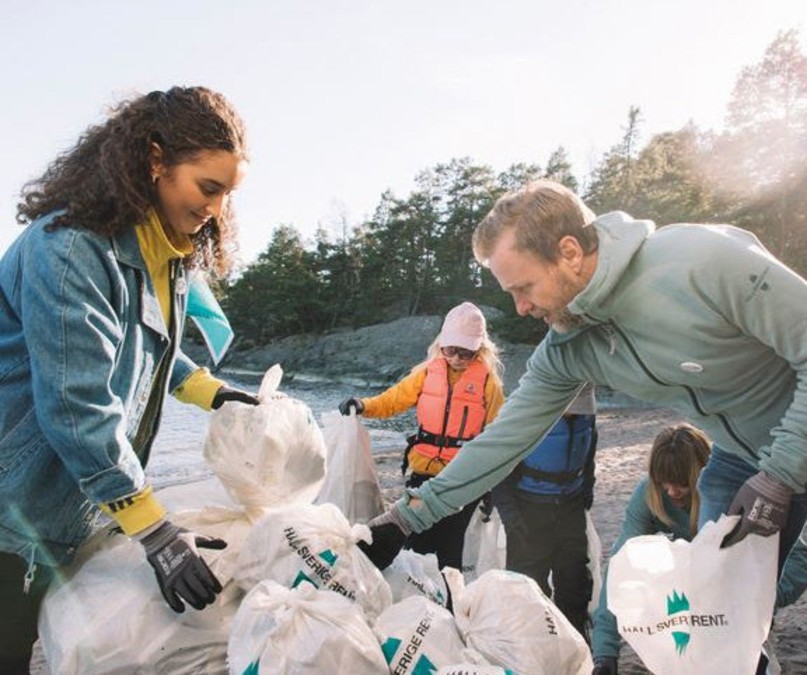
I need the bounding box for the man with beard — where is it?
[358,180,807,668]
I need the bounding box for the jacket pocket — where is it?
[0,407,46,475]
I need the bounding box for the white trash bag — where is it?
[587,510,603,616]
[227,579,388,675]
[437,667,512,675]
[461,503,507,583]
[315,410,385,524]
[374,596,475,672]
[234,502,392,622]
[607,514,778,675]
[383,549,450,607]
[38,504,252,675]
[204,364,327,519]
[451,569,593,675]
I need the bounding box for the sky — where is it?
[1,1,806,265]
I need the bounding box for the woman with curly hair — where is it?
[0,86,258,671]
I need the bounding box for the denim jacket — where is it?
[0,214,198,564]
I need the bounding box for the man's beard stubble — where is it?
[550,307,586,333]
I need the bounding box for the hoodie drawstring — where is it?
[22,543,37,594]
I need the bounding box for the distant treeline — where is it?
[221,30,807,347]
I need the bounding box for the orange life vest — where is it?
[409,358,488,472]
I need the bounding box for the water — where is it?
[146,377,416,489]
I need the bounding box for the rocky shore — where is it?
[190,311,649,408]
[192,311,535,392]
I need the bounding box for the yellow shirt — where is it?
[135,211,224,410]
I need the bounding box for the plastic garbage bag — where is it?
[383,549,450,607]
[450,569,593,675]
[38,503,252,675]
[461,504,506,583]
[587,511,603,616]
[227,579,387,675]
[374,596,472,672]
[607,514,778,675]
[315,411,385,524]
[204,365,326,520]
[234,502,392,622]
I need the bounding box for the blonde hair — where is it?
[646,424,712,537]
[411,329,504,390]
[473,179,598,264]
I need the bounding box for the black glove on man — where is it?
[338,397,364,416]
[211,385,260,410]
[491,476,529,541]
[722,471,793,548]
[139,520,227,612]
[479,491,494,519]
[592,655,619,674]
[357,505,412,570]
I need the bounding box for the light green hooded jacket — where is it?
[399,212,807,531]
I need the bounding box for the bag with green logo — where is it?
[607,514,778,674]
[373,595,475,672]
[234,502,393,622]
[227,579,388,674]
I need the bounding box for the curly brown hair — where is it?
[16,86,248,276]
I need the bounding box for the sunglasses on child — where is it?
[441,346,478,360]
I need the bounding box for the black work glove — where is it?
[211,385,260,410]
[338,397,365,416]
[139,520,227,613]
[479,491,494,519]
[492,477,528,541]
[592,655,619,675]
[357,505,412,570]
[722,471,793,548]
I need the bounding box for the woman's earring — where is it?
[151,173,159,184]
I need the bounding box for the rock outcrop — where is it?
[185,313,535,394]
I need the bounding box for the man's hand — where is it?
[212,385,260,409]
[139,520,227,612]
[592,655,618,674]
[338,397,365,416]
[357,505,412,570]
[722,471,793,548]
[479,492,494,519]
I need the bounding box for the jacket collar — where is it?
[110,224,146,269]
[567,211,655,322]
[542,211,654,346]
[110,210,193,269]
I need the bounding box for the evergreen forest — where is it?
[221,30,807,347]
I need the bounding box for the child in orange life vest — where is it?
[339,302,505,569]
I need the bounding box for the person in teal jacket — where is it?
[358,180,807,633]
[777,523,807,609]
[0,86,258,672]
[592,425,807,674]
[591,423,711,673]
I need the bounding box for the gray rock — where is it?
[191,314,537,393]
